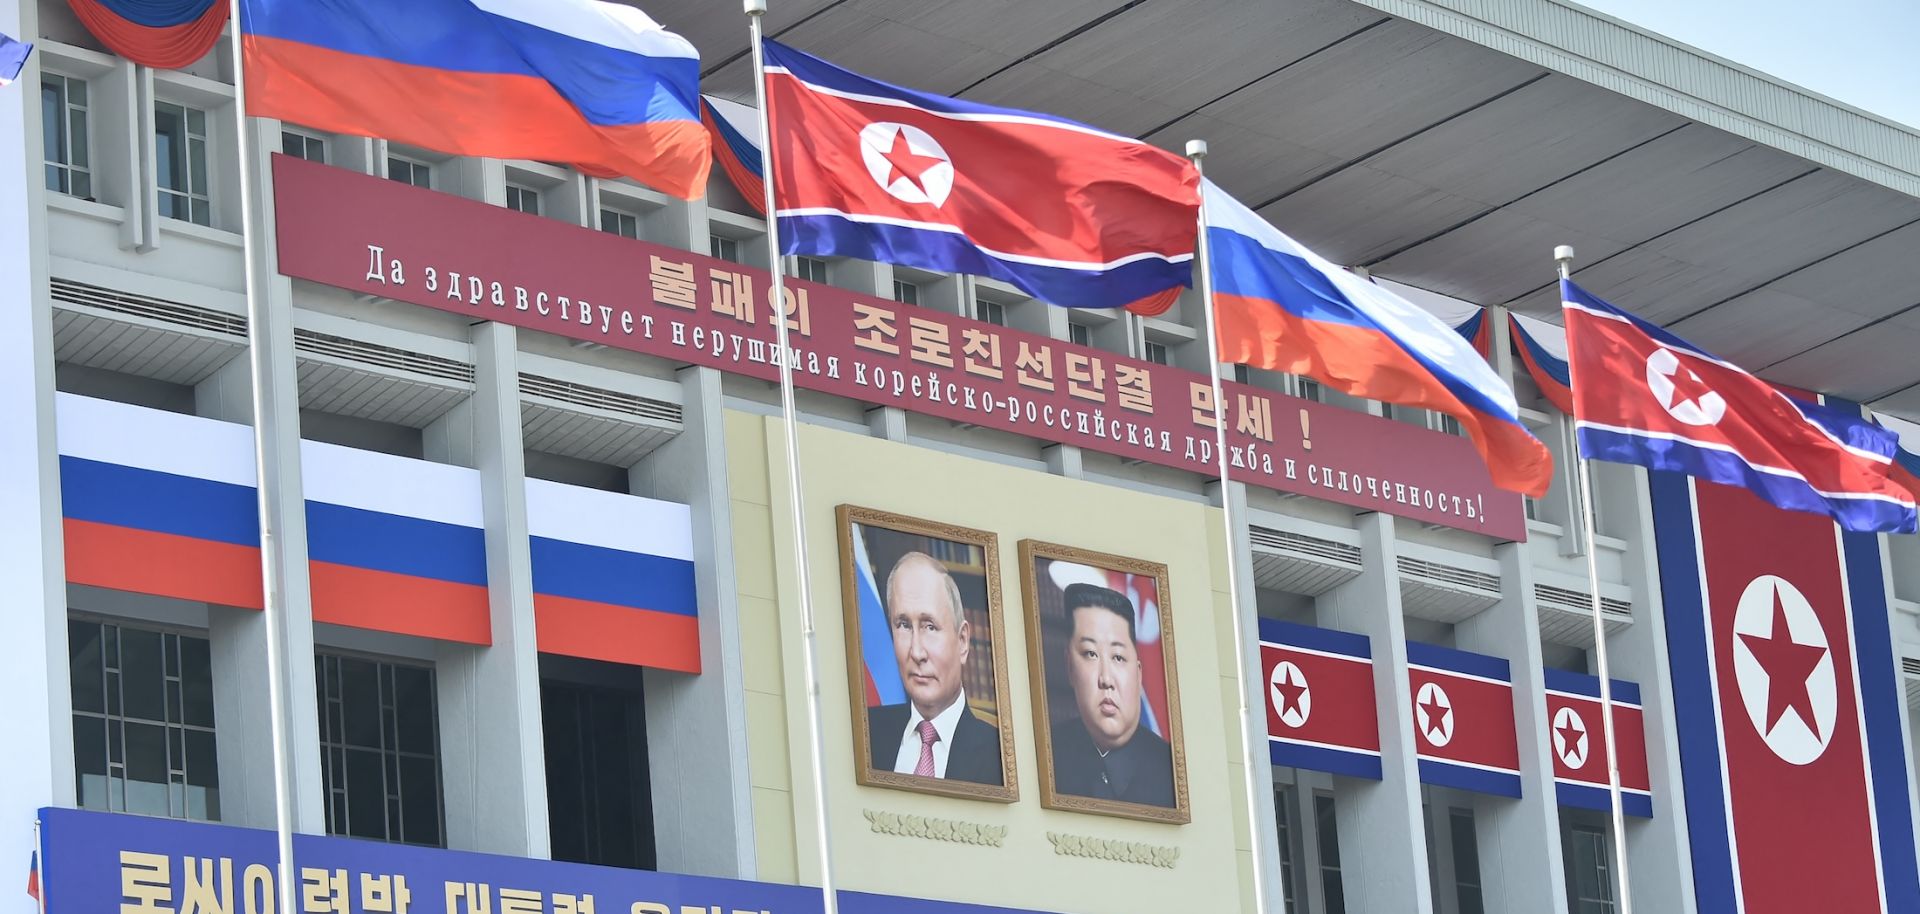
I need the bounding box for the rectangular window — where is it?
[387,155,431,189]
[280,130,325,164]
[42,73,91,198]
[1297,377,1322,403]
[317,653,443,846]
[709,235,739,263]
[506,184,540,215]
[1144,340,1169,366]
[1233,364,1251,385]
[154,101,211,226]
[1315,793,1345,914]
[1451,808,1484,914]
[1068,322,1090,347]
[600,208,640,239]
[794,256,828,284]
[1272,789,1298,910]
[69,619,220,820]
[542,679,655,870]
[893,279,919,306]
[977,300,1006,327]
[1566,825,1616,913]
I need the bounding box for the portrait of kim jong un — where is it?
[1020,540,1188,823]
[837,505,1017,802]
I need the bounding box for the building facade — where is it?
[4,1,1919,913]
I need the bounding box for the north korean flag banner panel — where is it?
[1405,642,1521,798]
[1651,472,1920,913]
[1542,668,1652,817]
[1259,620,1382,779]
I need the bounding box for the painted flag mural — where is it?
[760,39,1200,312]
[1652,471,1920,913]
[1542,668,1652,817]
[1259,620,1382,779]
[1405,642,1521,797]
[238,0,710,198]
[1564,279,1917,533]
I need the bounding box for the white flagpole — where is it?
[1187,141,1278,914]
[32,818,46,914]
[1555,245,1634,914]
[224,6,299,914]
[744,6,840,913]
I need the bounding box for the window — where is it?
[316,653,443,846]
[977,300,1006,327]
[1436,414,1464,437]
[1315,793,1345,914]
[387,155,432,189]
[1233,364,1251,385]
[42,73,90,198]
[1451,808,1484,914]
[543,679,655,870]
[1068,322,1090,347]
[506,184,540,215]
[69,619,220,820]
[709,235,739,263]
[1144,340,1170,366]
[1525,496,1541,523]
[794,256,828,284]
[1272,789,1299,910]
[600,208,640,239]
[1565,825,1616,913]
[893,279,919,306]
[154,101,211,226]
[1296,376,1322,403]
[281,130,326,163]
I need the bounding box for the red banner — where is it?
[271,155,1525,539]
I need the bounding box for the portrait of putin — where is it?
[865,552,1004,785]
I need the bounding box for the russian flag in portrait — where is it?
[1652,466,1920,913]
[852,523,909,708]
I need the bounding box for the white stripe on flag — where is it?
[467,0,697,59]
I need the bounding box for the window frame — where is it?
[505,182,541,215]
[794,256,829,285]
[153,99,213,226]
[709,234,741,264]
[599,207,641,240]
[892,278,920,306]
[41,71,92,199]
[68,615,221,822]
[315,650,446,847]
[280,127,327,164]
[386,154,433,189]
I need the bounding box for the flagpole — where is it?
[32,818,45,914]
[224,6,300,914]
[1187,141,1278,914]
[744,6,840,913]
[1555,245,1634,914]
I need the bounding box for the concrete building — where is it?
[4,0,1918,912]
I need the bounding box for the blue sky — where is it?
[1581,0,1920,130]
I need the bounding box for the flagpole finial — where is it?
[1185,139,1208,159]
[745,0,766,16]
[1554,244,1576,264]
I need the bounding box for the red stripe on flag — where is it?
[309,561,492,645]
[534,595,701,673]
[63,519,264,609]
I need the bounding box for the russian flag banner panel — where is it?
[1542,668,1652,817]
[1651,473,1920,913]
[1259,619,1383,779]
[525,479,698,673]
[1405,641,1522,797]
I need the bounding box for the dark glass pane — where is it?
[1451,809,1482,887]
[393,665,436,756]
[155,105,182,192]
[118,628,165,722]
[187,107,206,136]
[542,686,586,864]
[398,755,441,847]
[72,170,91,200]
[185,728,219,788]
[282,132,301,157]
[339,658,382,749]
[41,82,62,162]
[179,635,216,728]
[1315,795,1341,866]
[72,715,108,810]
[122,722,171,815]
[45,163,62,194]
[344,748,387,839]
[69,621,104,713]
[191,199,211,227]
[188,137,208,195]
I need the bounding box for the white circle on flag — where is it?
[1552,705,1590,769]
[858,122,954,208]
[1268,660,1312,729]
[1645,347,1727,426]
[1730,574,1837,765]
[1415,681,1455,748]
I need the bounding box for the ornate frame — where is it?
[836,505,1017,802]
[1019,539,1189,823]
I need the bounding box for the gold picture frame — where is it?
[1019,539,1189,823]
[837,505,1017,802]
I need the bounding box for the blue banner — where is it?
[37,807,1056,914]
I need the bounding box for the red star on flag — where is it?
[1419,692,1449,739]
[1273,675,1308,722]
[880,129,946,195]
[1556,718,1587,760]
[1738,589,1829,738]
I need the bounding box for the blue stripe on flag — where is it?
[1258,618,1370,659]
[528,537,697,616]
[59,456,259,546]
[1269,740,1382,780]
[1841,525,1920,899]
[1405,640,1510,682]
[305,501,487,586]
[90,0,215,28]
[1542,668,1641,705]
[1556,782,1654,818]
[702,97,762,178]
[1417,759,1522,798]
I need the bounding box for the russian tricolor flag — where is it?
[0,31,29,86]
[703,95,766,215]
[239,0,709,199]
[1203,181,1553,498]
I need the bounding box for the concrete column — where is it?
[1453,543,1569,913]
[1043,443,1083,478]
[1315,513,1433,912]
[1604,466,1695,911]
[626,365,758,878]
[0,0,74,885]
[1209,481,1287,914]
[423,322,551,857]
[187,115,330,833]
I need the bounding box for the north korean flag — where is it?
[1260,620,1382,779]
[761,40,1200,310]
[1563,279,1916,533]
